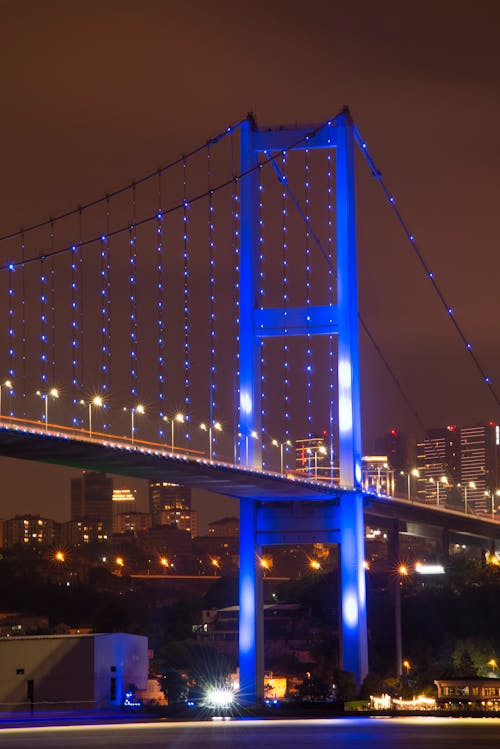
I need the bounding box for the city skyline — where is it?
[0,2,499,522]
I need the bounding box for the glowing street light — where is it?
[484,488,500,519]
[395,563,409,677]
[488,658,498,673]
[80,395,103,438]
[429,476,448,507]
[0,379,13,418]
[272,439,292,474]
[160,556,169,575]
[200,421,222,461]
[169,413,184,452]
[260,557,272,575]
[54,551,65,563]
[36,388,59,431]
[307,445,327,480]
[463,480,476,514]
[401,468,420,502]
[309,559,321,571]
[239,429,258,466]
[124,404,145,444]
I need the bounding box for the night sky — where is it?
[0,1,499,529]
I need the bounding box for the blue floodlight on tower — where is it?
[238,108,367,705]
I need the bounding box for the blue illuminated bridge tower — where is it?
[238,108,367,703]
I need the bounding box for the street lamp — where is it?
[80,395,103,438]
[124,404,145,444]
[463,480,476,514]
[36,388,59,431]
[239,429,258,466]
[307,446,327,480]
[160,556,169,575]
[401,468,420,502]
[200,421,222,461]
[484,489,500,520]
[164,413,185,451]
[272,439,292,474]
[0,379,13,417]
[429,475,448,507]
[395,563,409,677]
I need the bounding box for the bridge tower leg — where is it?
[238,109,368,702]
[238,498,264,705]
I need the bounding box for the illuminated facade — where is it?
[3,514,55,547]
[149,481,196,536]
[112,487,137,533]
[0,633,147,710]
[416,423,500,513]
[70,471,113,534]
[460,424,499,513]
[114,511,151,535]
[60,518,108,546]
[417,426,460,505]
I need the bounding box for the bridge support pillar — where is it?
[339,492,368,686]
[238,498,264,705]
[440,528,450,561]
[388,519,403,677]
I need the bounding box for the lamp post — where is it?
[308,446,327,480]
[36,388,59,431]
[80,395,103,438]
[395,563,408,677]
[463,481,476,514]
[403,468,420,502]
[125,404,145,444]
[200,421,222,461]
[429,475,448,507]
[169,413,184,452]
[239,430,258,466]
[272,439,292,474]
[485,489,500,520]
[0,379,13,418]
[160,556,169,575]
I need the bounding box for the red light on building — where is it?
[390,429,398,437]
[447,425,456,432]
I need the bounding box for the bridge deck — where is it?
[0,423,498,544]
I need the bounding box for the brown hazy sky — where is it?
[0,0,499,527]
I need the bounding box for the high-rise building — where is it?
[114,512,152,535]
[4,515,55,547]
[460,423,499,513]
[149,481,196,536]
[60,518,108,546]
[70,472,113,534]
[112,488,137,533]
[415,423,500,513]
[417,426,460,505]
[374,429,406,474]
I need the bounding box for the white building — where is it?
[0,632,148,711]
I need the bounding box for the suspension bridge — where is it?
[0,107,498,704]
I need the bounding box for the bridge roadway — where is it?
[0,420,498,547]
